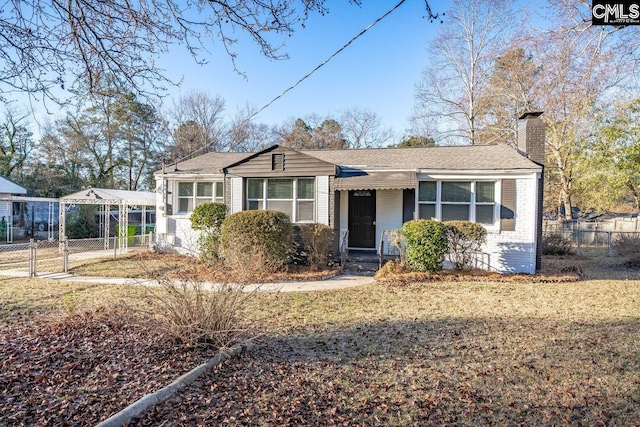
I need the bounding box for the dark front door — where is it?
[348,190,376,248]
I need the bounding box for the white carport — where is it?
[59,188,156,252]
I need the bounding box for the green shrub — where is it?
[400,219,448,273]
[66,205,99,239]
[190,203,227,264]
[444,220,487,270]
[299,223,334,271]
[221,210,292,275]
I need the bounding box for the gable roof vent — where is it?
[272,153,284,170]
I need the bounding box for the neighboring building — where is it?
[155,113,545,274]
[0,175,60,243]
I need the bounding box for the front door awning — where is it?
[334,171,417,191]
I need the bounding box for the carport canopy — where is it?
[59,188,156,251]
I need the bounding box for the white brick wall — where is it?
[480,176,537,274]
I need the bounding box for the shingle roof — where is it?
[157,144,541,175]
[157,151,250,175]
[300,144,540,170]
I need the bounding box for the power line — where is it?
[170,0,439,167]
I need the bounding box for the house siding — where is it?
[316,176,330,225]
[230,177,243,214]
[376,190,404,255]
[225,146,335,177]
[155,177,167,234]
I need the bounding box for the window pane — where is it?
[442,182,471,202]
[297,201,315,221]
[418,203,436,220]
[215,182,224,199]
[267,200,293,218]
[442,204,469,221]
[248,200,263,210]
[268,179,293,199]
[298,178,315,199]
[476,182,495,203]
[195,198,209,207]
[196,182,213,197]
[476,205,494,224]
[247,179,263,199]
[418,181,436,202]
[178,198,192,212]
[178,182,193,197]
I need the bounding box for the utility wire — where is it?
[168,0,439,168]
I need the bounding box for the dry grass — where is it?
[70,252,340,283]
[0,276,133,328]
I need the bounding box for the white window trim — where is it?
[246,177,317,223]
[175,180,224,215]
[416,180,500,230]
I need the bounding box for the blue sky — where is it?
[158,0,448,139]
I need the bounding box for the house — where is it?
[0,175,27,243]
[0,175,61,242]
[155,112,545,274]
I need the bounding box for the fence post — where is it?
[28,239,36,278]
[576,229,581,255]
[607,231,612,257]
[113,236,118,260]
[62,237,69,273]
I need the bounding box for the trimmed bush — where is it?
[444,220,487,270]
[542,233,573,255]
[221,210,292,274]
[190,202,227,265]
[400,219,448,273]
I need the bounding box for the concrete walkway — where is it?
[0,268,375,292]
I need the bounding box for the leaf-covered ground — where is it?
[0,309,214,426]
[134,280,640,425]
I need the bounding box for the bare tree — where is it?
[415,0,513,145]
[227,106,274,152]
[0,0,338,103]
[166,91,227,159]
[525,0,634,219]
[340,107,393,148]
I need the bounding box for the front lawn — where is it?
[1,255,639,425]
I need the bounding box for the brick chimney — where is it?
[517,112,545,165]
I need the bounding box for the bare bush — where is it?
[222,243,283,284]
[300,224,334,271]
[542,233,574,256]
[387,229,409,268]
[444,220,487,270]
[140,269,252,349]
[612,233,640,267]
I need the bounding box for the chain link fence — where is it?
[542,228,640,257]
[0,233,154,277]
